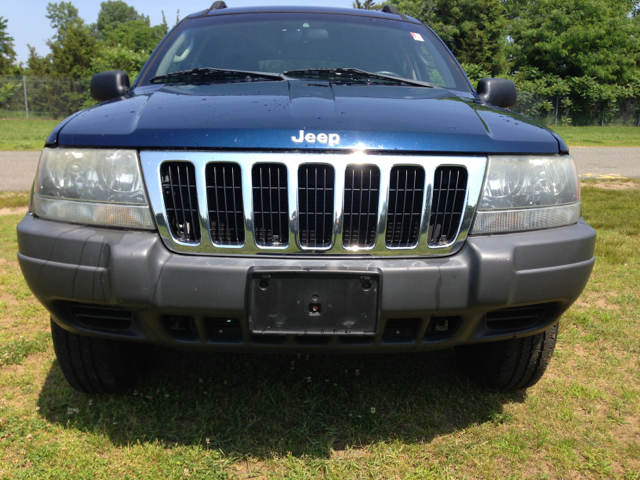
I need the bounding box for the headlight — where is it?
[471,155,580,234]
[32,148,155,230]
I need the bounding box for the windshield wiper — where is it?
[283,68,433,88]
[151,67,286,85]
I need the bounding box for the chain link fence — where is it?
[2,75,640,126]
[0,76,93,120]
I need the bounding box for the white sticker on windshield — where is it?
[410,32,425,42]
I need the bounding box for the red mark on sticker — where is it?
[410,32,425,42]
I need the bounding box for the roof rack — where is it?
[381,5,400,14]
[209,1,227,10]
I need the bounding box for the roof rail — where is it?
[209,1,227,10]
[381,5,400,14]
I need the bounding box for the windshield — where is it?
[138,12,471,92]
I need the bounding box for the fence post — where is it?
[22,76,29,120]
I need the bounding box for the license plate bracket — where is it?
[248,269,380,335]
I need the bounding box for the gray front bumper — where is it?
[17,214,596,352]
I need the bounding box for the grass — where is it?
[3,119,640,151]
[0,120,59,151]
[549,126,640,147]
[0,185,639,478]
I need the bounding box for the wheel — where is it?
[455,323,559,391]
[50,319,152,394]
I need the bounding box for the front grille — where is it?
[69,303,134,330]
[252,163,289,246]
[428,167,468,246]
[386,166,426,248]
[161,162,201,244]
[298,164,334,248]
[145,152,482,256]
[343,165,380,248]
[485,305,546,330]
[206,163,245,245]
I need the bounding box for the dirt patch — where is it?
[230,461,268,479]
[0,207,27,216]
[331,448,368,460]
[581,182,640,190]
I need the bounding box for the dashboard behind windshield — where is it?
[138,12,471,92]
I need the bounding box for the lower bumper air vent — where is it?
[428,166,468,246]
[386,166,425,248]
[298,164,335,248]
[343,165,380,248]
[161,162,201,244]
[485,304,546,330]
[206,163,245,246]
[69,303,133,330]
[383,318,420,343]
[252,164,289,247]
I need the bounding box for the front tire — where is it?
[51,319,151,394]
[455,323,559,391]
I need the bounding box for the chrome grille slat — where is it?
[343,165,380,248]
[252,163,289,247]
[298,164,334,248]
[143,153,486,257]
[386,166,425,248]
[206,163,245,245]
[161,162,201,244]
[428,166,468,246]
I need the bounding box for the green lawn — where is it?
[3,119,640,151]
[0,184,638,478]
[0,120,60,151]
[550,126,640,147]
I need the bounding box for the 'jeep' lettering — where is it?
[291,130,340,146]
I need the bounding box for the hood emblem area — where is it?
[292,130,340,146]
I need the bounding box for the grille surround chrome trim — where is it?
[140,152,487,256]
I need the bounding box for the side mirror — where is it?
[90,71,130,102]
[477,78,517,108]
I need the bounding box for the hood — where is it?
[54,81,561,154]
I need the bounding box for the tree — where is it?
[509,0,640,84]
[353,0,381,9]
[382,0,437,24]
[47,17,97,78]
[432,0,508,76]
[96,1,166,53]
[386,0,508,76]
[0,17,17,74]
[161,11,169,36]
[46,2,80,42]
[96,0,149,34]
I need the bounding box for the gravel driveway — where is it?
[1,148,639,191]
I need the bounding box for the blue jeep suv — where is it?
[17,3,595,393]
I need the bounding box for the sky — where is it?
[4,0,355,64]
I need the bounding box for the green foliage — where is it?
[91,45,148,82]
[96,0,149,34]
[353,0,381,8]
[0,17,17,75]
[508,0,640,84]
[434,0,508,76]
[101,19,166,53]
[383,0,437,23]
[45,2,80,42]
[387,0,508,76]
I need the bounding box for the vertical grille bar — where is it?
[298,164,334,248]
[252,164,289,246]
[385,166,425,248]
[161,162,201,244]
[206,163,245,245]
[428,166,468,246]
[343,165,380,248]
